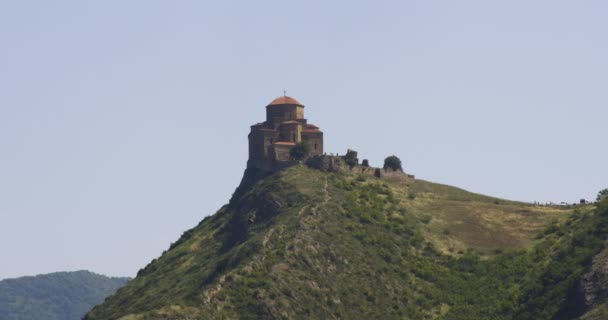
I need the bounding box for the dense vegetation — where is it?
[85,164,608,319]
[289,142,311,160]
[0,270,129,320]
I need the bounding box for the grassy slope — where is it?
[85,165,606,320]
[581,303,608,320]
[0,270,129,320]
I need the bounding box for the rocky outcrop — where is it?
[580,241,608,308]
[554,240,608,320]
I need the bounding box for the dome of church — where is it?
[268,96,303,106]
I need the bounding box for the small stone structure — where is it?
[343,149,359,167]
[248,95,323,171]
[306,151,415,182]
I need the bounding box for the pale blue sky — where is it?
[1,1,607,279]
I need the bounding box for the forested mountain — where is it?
[0,270,128,320]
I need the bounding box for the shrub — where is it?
[289,142,311,160]
[383,155,403,171]
[344,156,358,168]
[420,214,432,224]
[597,188,608,202]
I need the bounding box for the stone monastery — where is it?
[248,95,323,170]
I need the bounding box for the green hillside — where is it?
[85,162,608,319]
[0,270,129,320]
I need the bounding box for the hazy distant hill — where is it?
[85,161,608,319]
[0,270,128,320]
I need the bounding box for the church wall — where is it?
[296,125,302,143]
[248,130,258,159]
[302,131,323,155]
[262,131,278,158]
[248,128,265,160]
[279,123,302,143]
[295,106,304,119]
[273,145,292,161]
[266,105,304,127]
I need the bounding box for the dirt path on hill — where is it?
[322,177,331,206]
[311,177,331,215]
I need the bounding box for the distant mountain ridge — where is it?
[0,270,129,320]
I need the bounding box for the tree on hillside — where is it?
[383,155,403,171]
[598,189,608,202]
[343,149,359,168]
[290,142,311,160]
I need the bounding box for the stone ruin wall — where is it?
[305,153,414,182]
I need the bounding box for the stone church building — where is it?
[248,95,323,170]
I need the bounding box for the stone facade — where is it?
[248,96,323,170]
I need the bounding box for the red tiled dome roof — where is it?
[268,96,303,106]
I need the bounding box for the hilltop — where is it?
[85,161,608,319]
[0,270,129,320]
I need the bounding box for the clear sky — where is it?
[1,1,607,280]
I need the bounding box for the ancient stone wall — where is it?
[248,128,264,160]
[306,153,413,182]
[278,122,302,143]
[302,132,323,155]
[273,144,292,161]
